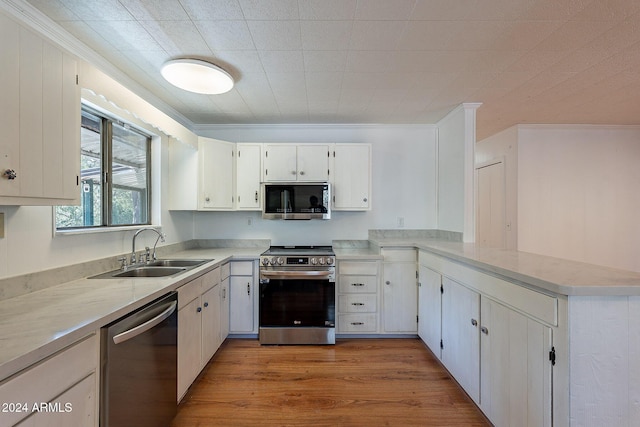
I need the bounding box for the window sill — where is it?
[54,225,160,237]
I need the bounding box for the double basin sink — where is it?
[90,259,212,279]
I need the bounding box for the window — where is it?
[55,106,151,230]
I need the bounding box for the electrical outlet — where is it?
[247,217,253,226]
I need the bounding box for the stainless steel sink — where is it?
[112,266,187,277]
[146,259,211,268]
[89,259,213,279]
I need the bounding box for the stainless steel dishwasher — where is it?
[100,292,178,427]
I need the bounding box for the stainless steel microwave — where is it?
[262,182,331,220]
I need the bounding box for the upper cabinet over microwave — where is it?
[263,144,330,182]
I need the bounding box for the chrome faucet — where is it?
[131,228,166,265]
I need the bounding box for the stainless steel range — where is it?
[259,246,335,345]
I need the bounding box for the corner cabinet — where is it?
[418,250,557,427]
[331,144,371,210]
[0,11,80,205]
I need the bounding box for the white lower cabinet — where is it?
[418,250,557,427]
[417,264,442,358]
[229,260,257,334]
[441,277,481,403]
[0,334,98,427]
[381,249,418,334]
[336,259,380,334]
[177,268,222,400]
[480,297,552,427]
[220,262,230,340]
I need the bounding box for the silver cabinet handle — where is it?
[4,169,17,180]
[363,197,368,202]
[299,170,305,175]
[385,280,391,285]
[204,301,209,308]
[255,191,258,202]
[351,302,365,306]
[113,301,177,345]
[247,283,251,295]
[351,283,365,287]
[351,322,364,326]
[481,326,489,335]
[197,306,202,313]
[471,319,478,327]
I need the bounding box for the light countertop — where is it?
[0,247,265,382]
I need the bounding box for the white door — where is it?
[229,276,254,333]
[296,145,330,181]
[332,144,371,210]
[263,144,297,181]
[236,143,261,209]
[476,161,505,248]
[382,263,418,333]
[418,265,442,358]
[480,297,553,427]
[441,277,480,403]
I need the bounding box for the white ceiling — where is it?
[17,0,640,140]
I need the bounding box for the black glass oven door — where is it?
[259,279,335,327]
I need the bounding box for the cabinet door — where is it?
[0,13,20,197]
[297,144,329,181]
[480,297,552,427]
[441,277,480,403]
[229,276,254,333]
[332,144,371,210]
[199,138,234,210]
[418,264,442,358]
[382,262,418,333]
[236,143,262,210]
[178,297,202,400]
[220,276,230,341]
[201,285,221,364]
[263,144,297,181]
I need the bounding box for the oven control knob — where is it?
[276,257,285,265]
[270,257,278,265]
[261,258,269,266]
[318,257,326,265]
[326,257,334,265]
[310,257,318,265]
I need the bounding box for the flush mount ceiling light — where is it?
[161,59,234,95]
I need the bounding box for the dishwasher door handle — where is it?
[113,301,177,345]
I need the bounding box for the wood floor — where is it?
[171,338,490,427]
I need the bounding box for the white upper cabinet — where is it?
[0,12,80,205]
[199,137,234,210]
[263,144,330,182]
[235,143,262,210]
[332,144,371,210]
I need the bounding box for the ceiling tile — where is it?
[410,0,475,20]
[301,21,352,50]
[534,20,618,52]
[86,20,164,51]
[26,0,81,20]
[298,0,356,20]
[247,20,302,50]
[349,21,407,51]
[239,0,299,20]
[259,50,304,72]
[211,50,264,73]
[195,20,255,50]
[397,21,458,51]
[58,0,134,20]
[179,0,244,20]
[345,51,395,73]
[140,20,211,56]
[354,0,417,20]
[119,0,190,21]
[571,0,640,21]
[303,50,348,72]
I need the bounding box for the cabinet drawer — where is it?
[201,267,221,292]
[381,248,416,262]
[230,260,253,276]
[221,262,230,279]
[338,294,377,313]
[0,334,97,427]
[177,276,202,309]
[338,261,378,275]
[338,275,377,293]
[338,314,377,332]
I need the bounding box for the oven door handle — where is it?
[260,270,333,280]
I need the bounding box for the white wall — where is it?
[194,124,438,244]
[517,125,640,272]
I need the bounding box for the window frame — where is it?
[55,105,152,231]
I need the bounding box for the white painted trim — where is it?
[462,103,482,243]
